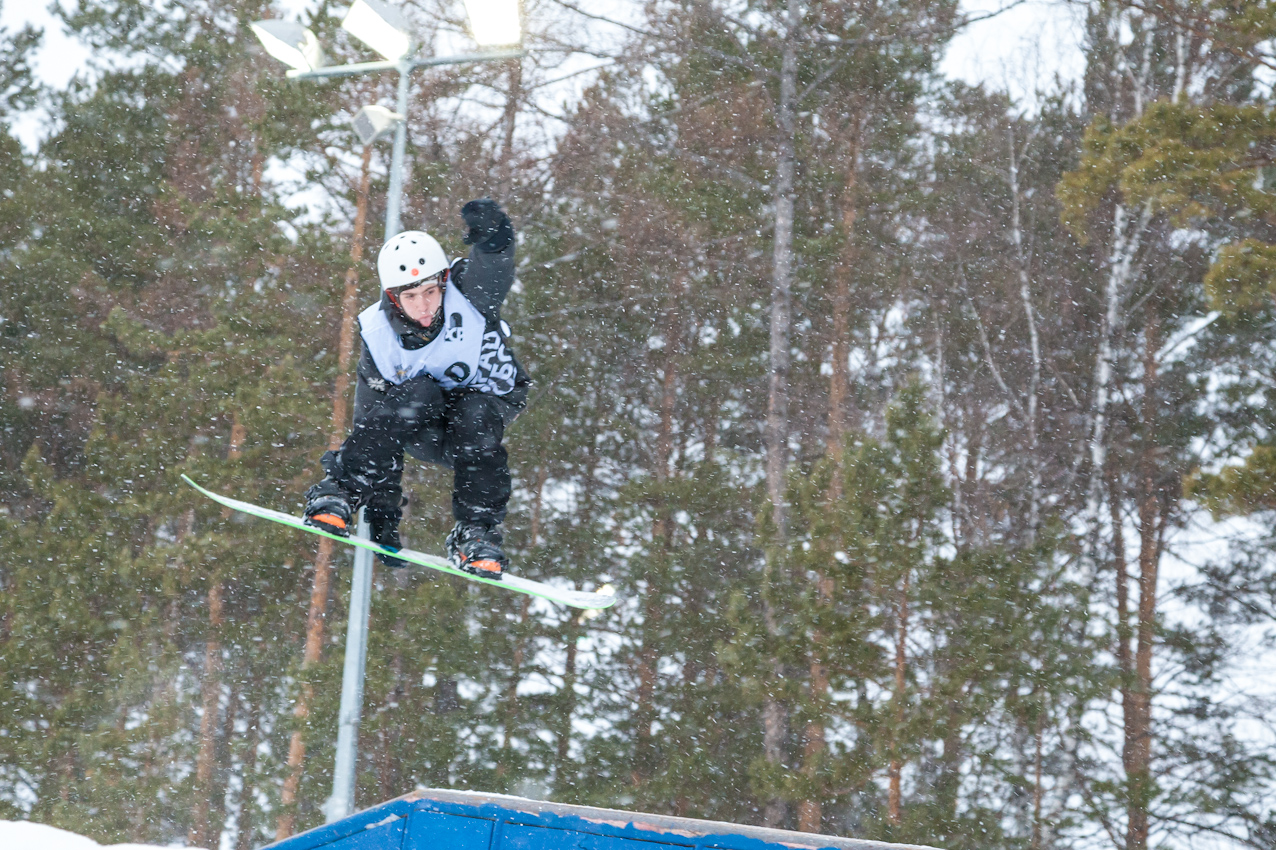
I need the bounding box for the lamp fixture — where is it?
[250,20,325,72]
[342,0,414,61]
[463,0,521,46]
[353,104,405,145]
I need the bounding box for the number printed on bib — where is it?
[476,331,517,394]
[360,288,516,395]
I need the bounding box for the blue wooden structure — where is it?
[264,788,937,850]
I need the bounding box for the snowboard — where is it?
[181,475,617,611]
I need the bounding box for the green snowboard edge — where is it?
[180,474,617,611]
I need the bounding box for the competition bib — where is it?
[359,286,517,395]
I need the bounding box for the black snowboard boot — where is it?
[366,501,408,569]
[445,521,508,578]
[304,478,355,537]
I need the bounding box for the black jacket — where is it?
[353,238,530,423]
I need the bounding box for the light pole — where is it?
[252,0,524,825]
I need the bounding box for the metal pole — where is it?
[384,65,410,239]
[326,526,373,822]
[326,63,413,825]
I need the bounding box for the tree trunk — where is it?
[1126,309,1162,850]
[1031,710,1045,850]
[529,446,549,548]
[189,577,223,849]
[799,122,862,835]
[1110,465,1136,808]
[497,0,524,193]
[379,628,405,800]
[556,617,580,787]
[765,0,799,545]
[634,598,661,787]
[556,433,602,792]
[275,553,333,839]
[797,574,831,833]
[825,242,852,484]
[826,130,860,478]
[1088,1,1156,535]
[190,416,244,848]
[499,596,532,780]
[212,679,239,840]
[1008,124,1042,540]
[275,144,374,841]
[888,573,910,826]
[935,694,963,827]
[500,51,523,195]
[1088,202,1151,537]
[330,145,374,447]
[762,0,801,827]
[636,284,681,787]
[704,402,718,465]
[235,689,261,850]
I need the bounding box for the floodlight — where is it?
[250,20,325,72]
[342,0,413,61]
[463,0,521,46]
[353,105,404,145]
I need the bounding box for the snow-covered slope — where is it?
[0,820,207,850]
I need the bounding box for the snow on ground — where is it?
[0,820,206,850]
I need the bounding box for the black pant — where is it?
[328,376,517,525]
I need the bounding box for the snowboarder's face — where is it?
[398,280,444,325]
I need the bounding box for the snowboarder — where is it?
[302,198,529,577]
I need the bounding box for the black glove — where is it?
[461,198,513,253]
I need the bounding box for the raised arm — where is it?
[455,198,515,324]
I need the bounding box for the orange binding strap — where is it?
[310,513,347,531]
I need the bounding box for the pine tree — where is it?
[1054,2,1276,846]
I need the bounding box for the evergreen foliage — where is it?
[3,1,1276,849]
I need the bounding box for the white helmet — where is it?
[377,230,449,292]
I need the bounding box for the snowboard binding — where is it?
[303,478,354,537]
[446,521,508,578]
